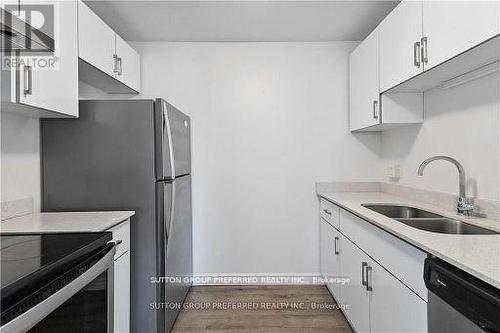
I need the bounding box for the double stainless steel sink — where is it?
[362,204,498,235]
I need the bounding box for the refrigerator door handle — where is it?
[166,181,176,241]
[163,181,176,331]
[163,102,176,179]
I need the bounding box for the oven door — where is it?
[1,245,115,333]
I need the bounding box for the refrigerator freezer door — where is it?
[163,175,192,332]
[155,99,191,181]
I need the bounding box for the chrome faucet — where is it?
[417,156,474,216]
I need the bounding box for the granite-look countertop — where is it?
[0,211,135,233]
[317,190,500,289]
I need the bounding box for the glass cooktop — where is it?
[0,232,112,304]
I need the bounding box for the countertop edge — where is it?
[1,211,136,233]
[317,192,500,290]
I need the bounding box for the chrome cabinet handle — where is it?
[334,237,340,255]
[361,262,368,286]
[421,37,428,65]
[23,65,32,95]
[113,54,119,74]
[117,57,123,76]
[366,265,373,291]
[414,41,421,67]
[323,209,332,216]
[372,100,379,120]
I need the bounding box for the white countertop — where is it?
[317,190,500,289]
[1,211,135,233]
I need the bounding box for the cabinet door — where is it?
[328,227,342,302]
[78,0,115,78]
[115,34,141,92]
[17,0,78,116]
[341,238,370,333]
[379,0,423,92]
[320,219,342,300]
[423,1,500,70]
[114,252,130,333]
[349,28,380,131]
[369,260,427,333]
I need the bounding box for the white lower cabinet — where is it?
[320,218,342,299]
[341,238,371,333]
[369,259,427,333]
[114,252,130,333]
[319,202,427,333]
[108,220,131,333]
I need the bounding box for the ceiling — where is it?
[84,1,399,42]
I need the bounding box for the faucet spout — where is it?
[417,155,472,215]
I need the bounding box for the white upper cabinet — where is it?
[422,1,500,70]
[379,0,423,92]
[349,28,380,131]
[350,0,499,131]
[115,34,141,92]
[77,0,140,93]
[77,0,115,78]
[1,0,78,117]
[20,1,78,117]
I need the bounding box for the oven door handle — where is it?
[1,245,116,333]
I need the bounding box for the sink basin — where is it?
[395,218,498,235]
[362,204,498,235]
[362,204,443,219]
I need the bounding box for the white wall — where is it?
[132,41,381,275]
[380,73,500,201]
[0,112,41,211]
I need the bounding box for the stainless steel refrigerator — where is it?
[41,98,192,333]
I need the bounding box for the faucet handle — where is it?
[457,197,475,216]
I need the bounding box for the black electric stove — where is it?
[0,232,113,328]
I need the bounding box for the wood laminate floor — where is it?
[172,285,353,332]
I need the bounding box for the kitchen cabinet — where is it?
[78,0,116,78]
[349,23,423,131]
[318,200,428,332]
[340,209,427,300]
[109,220,131,333]
[339,234,427,333]
[1,0,78,117]
[351,0,499,130]
[319,218,342,300]
[114,251,130,333]
[77,0,140,94]
[349,28,380,131]
[422,1,500,70]
[378,0,423,92]
[369,259,427,333]
[341,237,370,333]
[115,34,141,92]
[320,198,340,229]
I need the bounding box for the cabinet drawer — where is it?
[340,210,427,301]
[108,219,130,259]
[320,198,340,229]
